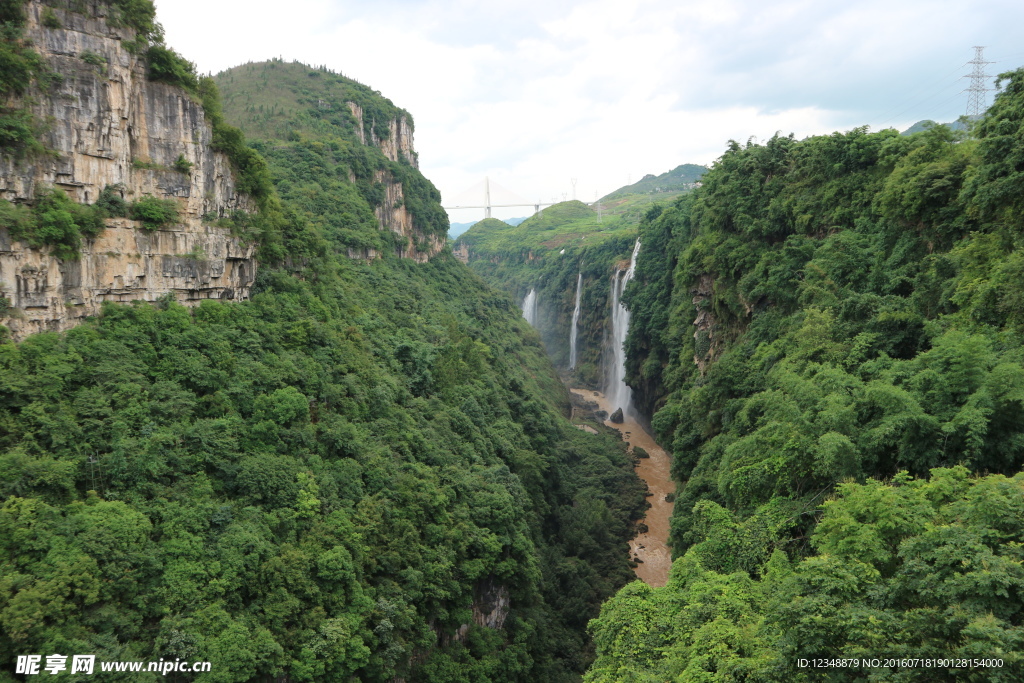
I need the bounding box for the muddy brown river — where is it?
[571,388,675,587]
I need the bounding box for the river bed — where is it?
[570,388,675,587]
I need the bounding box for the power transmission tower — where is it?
[571,177,577,201]
[964,46,994,118]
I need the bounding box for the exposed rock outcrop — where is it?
[377,116,416,168]
[346,101,442,263]
[0,1,258,340]
[346,101,416,167]
[692,274,720,374]
[439,577,511,646]
[371,167,444,264]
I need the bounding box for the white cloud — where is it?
[155,0,1024,223]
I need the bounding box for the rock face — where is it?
[439,577,511,646]
[371,166,444,264]
[692,274,720,374]
[347,101,443,263]
[0,1,257,340]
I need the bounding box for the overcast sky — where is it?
[155,0,1024,222]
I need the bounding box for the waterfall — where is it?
[607,240,641,416]
[521,288,538,326]
[569,273,582,369]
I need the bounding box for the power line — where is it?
[873,61,969,125]
[988,51,1024,65]
[874,47,1002,130]
[875,80,965,129]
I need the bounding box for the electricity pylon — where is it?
[965,46,994,118]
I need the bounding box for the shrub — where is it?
[184,244,206,261]
[1,189,108,259]
[0,32,41,98]
[0,0,53,158]
[0,0,28,27]
[80,50,106,70]
[35,205,80,258]
[40,7,59,28]
[0,107,42,156]
[131,195,179,230]
[197,77,275,207]
[130,157,161,170]
[95,184,128,217]
[173,154,193,175]
[145,44,198,92]
[105,0,159,39]
[0,196,35,237]
[31,188,107,257]
[70,201,105,237]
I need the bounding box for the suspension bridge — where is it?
[443,177,561,219]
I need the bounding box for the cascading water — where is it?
[606,240,641,416]
[521,288,538,327]
[569,273,582,369]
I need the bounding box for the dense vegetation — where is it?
[0,186,180,260]
[0,6,649,681]
[0,247,646,682]
[587,468,1024,681]
[586,68,1024,679]
[11,0,1024,678]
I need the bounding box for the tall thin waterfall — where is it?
[569,273,582,369]
[607,240,641,415]
[521,288,538,326]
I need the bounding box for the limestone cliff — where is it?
[346,101,416,166]
[0,1,257,340]
[348,102,442,263]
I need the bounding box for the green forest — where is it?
[583,71,1024,680]
[0,2,647,680]
[3,0,1024,680]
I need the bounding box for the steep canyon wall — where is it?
[0,1,256,340]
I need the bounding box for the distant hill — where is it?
[600,163,707,202]
[901,118,975,135]
[449,216,527,239]
[448,221,475,239]
[450,161,708,241]
[455,217,514,241]
[455,199,644,257]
